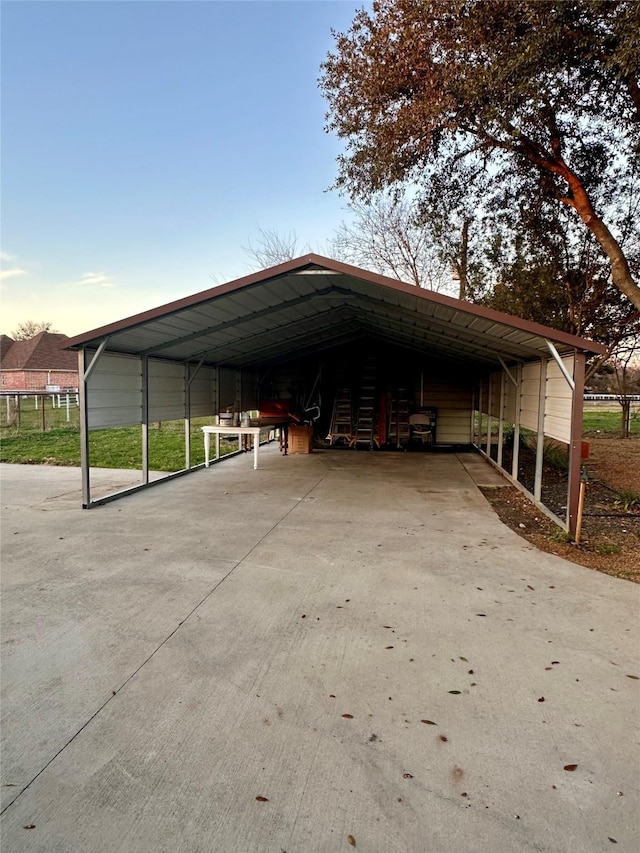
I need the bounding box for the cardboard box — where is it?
[289,425,313,454]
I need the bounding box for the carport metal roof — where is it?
[65,255,605,366]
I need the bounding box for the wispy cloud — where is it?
[61,271,116,289]
[0,268,27,281]
[79,272,115,288]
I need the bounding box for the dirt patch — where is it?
[481,435,640,584]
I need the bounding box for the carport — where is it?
[65,254,605,535]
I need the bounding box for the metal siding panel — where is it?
[519,361,541,430]
[544,415,572,444]
[148,360,185,422]
[190,367,216,418]
[420,383,472,443]
[87,354,142,429]
[503,379,517,422]
[218,367,238,411]
[543,354,573,443]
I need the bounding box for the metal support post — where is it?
[567,352,586,536]
[534,358,548,503]
[142,356,149,484]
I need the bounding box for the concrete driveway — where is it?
[1,450,638,852]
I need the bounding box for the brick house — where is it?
[0,332,79,392]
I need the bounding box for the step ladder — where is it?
[353,358,378,450]
[388,388,410,448]
[328,388,353,446]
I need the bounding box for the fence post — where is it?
[41,395,46,432]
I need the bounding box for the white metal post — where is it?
[512,364,522,481]
[497,370,505,469]
[534,358,548,502]
[486,373,493,457]
[141,356,149,484]
[184,363,191,470]
[79,349,91,507]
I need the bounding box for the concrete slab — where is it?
[1,451,638,852]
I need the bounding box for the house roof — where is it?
[0,332,77,371]
[65,254,606,369]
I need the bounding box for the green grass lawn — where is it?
[0,420,237,470]
[583,409,639,435]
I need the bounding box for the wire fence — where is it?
[0,392,80,432]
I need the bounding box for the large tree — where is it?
[320,0,640,310]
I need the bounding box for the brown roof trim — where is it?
[64,254,606,355]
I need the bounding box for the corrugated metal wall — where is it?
[87,353,142,429]
[477,354,575,445]
[87,354,218,429]
[418,379,472,444]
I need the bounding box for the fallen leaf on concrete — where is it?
[608,838,617,844]
[255,796,269,802]
[626,675,639,680]
[527,585,535,590]
[22,826,36,830]
[439,735,448,742]
[403,773,413,779]
[476,613,487,617]
[459,656,468,661]
[563,764,578,771]
[420,720,437,725]
[347,835,356,846]
[538,697,545,702]
[385,646,394,649]
[342,714,354,719]
[448,690,461,695]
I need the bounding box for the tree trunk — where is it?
[564,175,640,311]
[451,218,470,300]
[620,399,630,439]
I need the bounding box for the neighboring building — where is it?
[0,332,79,392]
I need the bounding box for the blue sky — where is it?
[1,0,365,336]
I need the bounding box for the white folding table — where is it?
[201,424,277,470]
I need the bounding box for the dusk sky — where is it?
[1,0,366,336]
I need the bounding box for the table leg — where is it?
[254,432,259,469]
[215,432,220,462]
[204,431,210,467]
